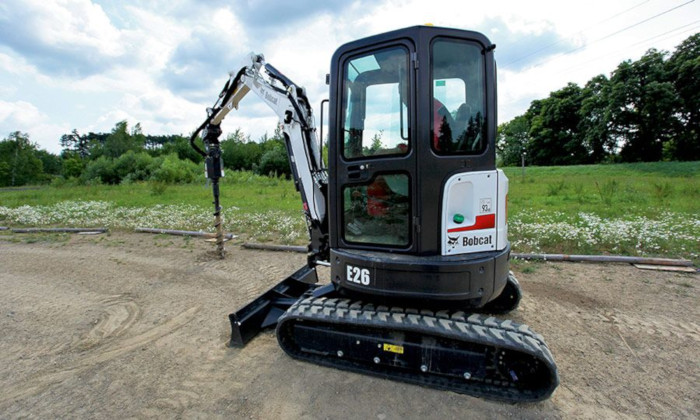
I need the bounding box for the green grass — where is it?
[0,171,301,213]
[503,161,699,218]
[1,163,698,262]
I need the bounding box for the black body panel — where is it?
[330,244,510,306]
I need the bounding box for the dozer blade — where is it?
[276,297,559,402]
[229,265,319,347]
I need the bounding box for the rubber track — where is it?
[276,296,559,402]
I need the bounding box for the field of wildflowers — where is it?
[509,210,699,261]
[0,200,307,245]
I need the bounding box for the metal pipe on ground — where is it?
[135,227,237,240]
[242,242,307,253]
[241,243,694,268]
[512,253,693,267]
[11,227,108,233]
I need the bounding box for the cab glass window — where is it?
[431,39,486,155]
[343,173,410,247]
[342,47,410,159]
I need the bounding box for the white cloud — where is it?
[0,100,44,127]
[0,0,125,76]
[0,100,69,153]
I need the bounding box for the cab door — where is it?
[329,40,417,253]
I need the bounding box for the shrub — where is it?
[62,157,85,179]
[595,179,619,206]
[149,180,168,195]
[150,153,200,184]
[114,151,155,182]
[255,144,291,178]
[81,156,118,184]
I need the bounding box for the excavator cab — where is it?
[327,26,512,308]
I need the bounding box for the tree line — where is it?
[498,33,699,166]
[0,122,292,187]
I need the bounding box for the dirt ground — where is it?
[0,232,697,419]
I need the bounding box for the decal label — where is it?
[479,198,492,214]
[346,265,371,286]
[383,343,404,354]
[446,233,495,253]
[463,234,492,247]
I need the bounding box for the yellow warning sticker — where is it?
[382,343,404,354]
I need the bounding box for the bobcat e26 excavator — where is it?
[190,25,559,402]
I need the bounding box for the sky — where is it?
[0,0,698,154]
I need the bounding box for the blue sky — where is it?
[0,0,698,153]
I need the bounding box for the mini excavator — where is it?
[190,26,559,402]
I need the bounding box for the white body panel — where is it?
[496,169,509,251]
[441,169,508,256]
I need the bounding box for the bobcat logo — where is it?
[447,235,459,249]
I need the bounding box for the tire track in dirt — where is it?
[0,306,200,407]
[521,287,700,342]
[519,286,699,417]
[144,337,246,415]
[593,310,700,342]
[73,294,142,351]
[195,248,304,307]
[4,292,142,358]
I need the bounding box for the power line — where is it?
[560,0,695,57]
[503,0,696,70]
[503,0,652,67]
[558,21,700,75]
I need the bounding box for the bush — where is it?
[114,151,154,182]
[62,157,85,179]
[221,138,263,171]
[150,153,200,184]
[255,144,291,178]
[149,180,169,195]
[81,156,118,184]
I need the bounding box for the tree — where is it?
[365,130,384,155]
[131,123,147,151]
[252,127,291,177]
[608,50,680,162]
[499,33,698,165]
[256,143,291,178]
[528,83,589,165]
[85,132,110,157]
[0,132,44,186]
[497,115,529,166]
[60,129,91,159]
[160,134,203,163]
[666,33,700,161]
[103,121,140,158]
[36,150,62,176]
[220,129,261,171]
[62,157,85,179]
[579,75,616,162]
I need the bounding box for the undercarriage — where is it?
[228,265,559,402]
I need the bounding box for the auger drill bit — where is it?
[203,124,226,258]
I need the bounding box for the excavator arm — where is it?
[190,53,329,261]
